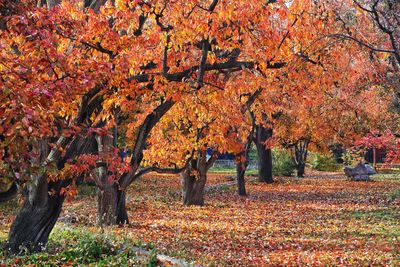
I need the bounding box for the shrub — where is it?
[73,233,117,262]
[272,148,296,176]
[310,153,341,172]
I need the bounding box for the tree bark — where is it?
[116,190,128,224]
[255,125,273,183]
[97,184,118,225]
[5,135,98,253]
[235,115,255,196]
[94,134,129,225]
[5,176,64,253]
[297,162,306,177]
[181,170,206,206]
[292,139,309,178]
[96,184,128,225]
[236,158,247,196]
[180,150,214,206]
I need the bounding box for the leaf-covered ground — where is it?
[1,172,400,266]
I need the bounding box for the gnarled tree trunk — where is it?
[181,150,215,206]
[255,125,273,183]
[94,134,128,225]
[5,139,64,253]
[181,170,206,206]
[96,184,128,225]
[5,178,64,253]
[5,134,98,253]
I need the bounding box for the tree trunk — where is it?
[180,150,214,206]
[97,185,128,225]
[116,190,128,224]
[94,134,128,225]
[97,185,118,225]
[236,160,247,196]
[181,171,206,206]
[5,90,104,253]
[292,139,309,178]
[5,177,64,254]
[258,148,273,182]
[255,125,273,183]
[235,116,255,196]
[297,162,306,177]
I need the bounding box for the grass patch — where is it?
[373,173,400,181]
[217,184,232,193]
[209,166,257,175]
[350,209,399,221]
[347,209,400,239]
[389,189,400,200]
[0,227,157,266]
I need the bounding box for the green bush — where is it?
[310,153,341,172]
[272,148,296,176]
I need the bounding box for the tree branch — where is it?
[329,34,396,54]
[119,99,175,189]
[197,40,209,88]
[184,0,219,18]
[127,60,285,83]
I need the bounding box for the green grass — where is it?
[209,166,258,175]
[0,226,157,266]
[373,173,400,181]
[389,189,400,200]
[350,209,399,221]
[347,208,400,239]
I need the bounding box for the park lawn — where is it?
[1,172,400,266]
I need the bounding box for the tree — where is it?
[144,88,246,205]
[3,0,397,254]
[1,0,293,251]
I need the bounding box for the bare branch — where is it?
[185,0,219,18]
[329,34,396,54]
[127,60,285,83]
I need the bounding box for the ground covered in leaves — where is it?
[1,172,400,266]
